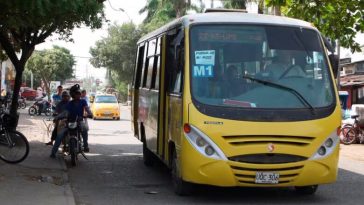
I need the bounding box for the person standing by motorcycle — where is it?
[80,89,90,142]
[50,85,92,158]
[52,85,63,108]
[81,89,90,105]
[45,91,70,146]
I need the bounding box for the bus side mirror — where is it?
[329,54,339,78]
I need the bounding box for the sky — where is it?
[37,0,148,81]
[37,0,364,82]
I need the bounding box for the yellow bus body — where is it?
[132,12,341,193]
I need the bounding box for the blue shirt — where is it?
[52,93,62,106]
[65,99,88,121]
[81,96,90,106]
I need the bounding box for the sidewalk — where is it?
[0,111,75,205]
[339,144,364,175]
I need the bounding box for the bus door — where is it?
[132,44,145,139]
[164,28,184,162]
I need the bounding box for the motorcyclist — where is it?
[35,93,48,115]
[50,85,92,158]
[45,91,70,146]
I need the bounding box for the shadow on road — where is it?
[66,141,364,205]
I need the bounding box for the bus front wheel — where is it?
[171,150,191,196]
[295,185,318,195]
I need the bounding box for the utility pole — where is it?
[336,40,341,89]
[30,71,33,89]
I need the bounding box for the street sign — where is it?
[50,81,61,92]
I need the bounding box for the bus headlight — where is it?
[310,129,339,160]
[184,124,227,160]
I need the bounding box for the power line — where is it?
[73,55,91,59]
[107,0,119,11]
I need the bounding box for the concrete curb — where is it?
[58,156,76,205]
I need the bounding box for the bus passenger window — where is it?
[146,56,155,88]
[141,42,149,88]
[133,44,145,89]
[145,38,158,89]
[166,29,184,94]
[153,37,162,90]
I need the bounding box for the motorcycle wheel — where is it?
[28,106,37,116]
[69,138,77,166]
[21,102,26,109]
[45,108,52,116]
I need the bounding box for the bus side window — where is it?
[141,41,149,88]
[166,28,184,94]
[146,39,157,88]
[152,36,162,90]
[133,44,145,89]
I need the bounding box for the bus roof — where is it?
[137,12,315,44]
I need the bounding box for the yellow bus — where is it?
[131,11,341,195]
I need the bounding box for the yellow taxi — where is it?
[91,94,120,120]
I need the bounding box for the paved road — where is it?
[67,107,364,205]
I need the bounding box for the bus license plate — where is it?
[255,172,279,184]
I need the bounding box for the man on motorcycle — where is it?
[35,93,48,115]
[50,85,92,158]
[45,91,70,146]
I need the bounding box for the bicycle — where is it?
[340,115,364,145]
[0,112,30,163]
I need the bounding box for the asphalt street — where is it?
[65,106,364,205]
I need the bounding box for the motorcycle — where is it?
[62,116,88,166]
[17,97,26,109]
[28,99,52,116]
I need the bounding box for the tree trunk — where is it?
[274,6,281,16]
[41,76,51,101]
[8,65,23,129]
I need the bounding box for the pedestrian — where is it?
[52,85,63,108]
[81,89,90,144]
[81,89,90,105]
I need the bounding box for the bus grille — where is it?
[229,154,307,164]
[228,162,304,185]
[222,135,315,146]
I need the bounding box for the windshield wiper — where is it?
[243,75,316,115]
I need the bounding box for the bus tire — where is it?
[171,150,191,196]
[295,185,318,195]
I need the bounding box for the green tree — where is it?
[223,0,264,13]
[223,0,248,9]
[140,0,205,34]
[0,0,105,119]
[26,46,75,98]
[286,0,364,52]
[263,0,364,52]
[266,0,288,16]
[139,0,163,24]
[139,0,176,34]
[89,23,141,100]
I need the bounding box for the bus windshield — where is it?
[190,25,335,109]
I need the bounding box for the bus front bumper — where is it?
[181,139,339,187]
